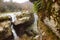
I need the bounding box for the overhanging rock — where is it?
[0,16,13,40]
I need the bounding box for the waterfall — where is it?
[11,25,19,40]
[9,14,19,40]
[27,13,42,40]
[4,12,42,40]
[34,13,42,40]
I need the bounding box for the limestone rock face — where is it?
[13,12,35,37]
[0,16,13,40]
[14,12,34,26]
[0,12,35,40]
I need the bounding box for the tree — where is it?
[31,0,60,39]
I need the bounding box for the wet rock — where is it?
[0,16,14,40]
[14,12,34,25]
[13,12,34,36]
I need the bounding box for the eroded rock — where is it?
[13,12,35,37]
[14,12,34,25]
[0,16,14,40]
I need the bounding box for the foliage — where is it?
[33,0,53,13]
[0,2,22,13]
[33,0,60,19]
[33,0,60,39]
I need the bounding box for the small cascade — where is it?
[9,14,19,40]
[11,25,19,40]
[4,12,42,40]
[34,13,42,40]
[27,13,42,40]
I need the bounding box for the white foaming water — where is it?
[30,13,39,33]
[11,25,19,40]
[32,13,42,40]
[9,14,19,40]
[10,14,17,22]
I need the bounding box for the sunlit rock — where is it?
[14,12,34,26]
[13,12,35,37]
[0,16,14,40]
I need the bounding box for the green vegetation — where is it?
[0,0,21,13]
[0,16,11,22]
[33,0,60,20]
[29,0,60,40]
[33,0,53,14]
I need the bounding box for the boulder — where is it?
[0,16,14,40]
[13,12,35,36]
[14,12,34,26]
